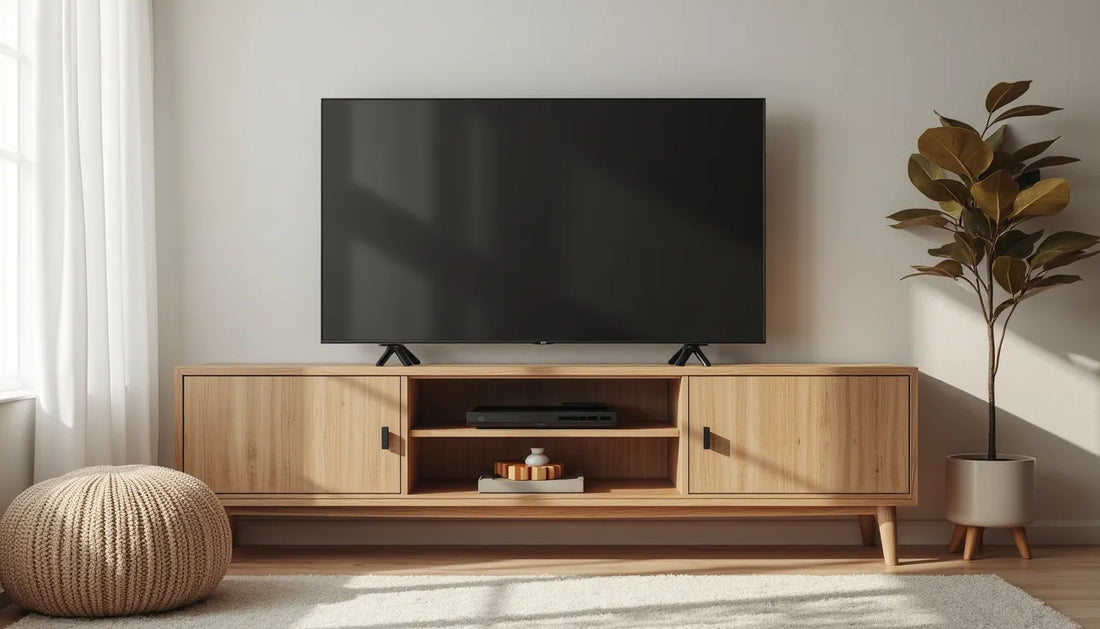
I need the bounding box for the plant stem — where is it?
[994,301,1019,376]
[987,319,997,461]
[985,254,997,461]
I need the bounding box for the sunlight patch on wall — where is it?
[911,283,1100,456]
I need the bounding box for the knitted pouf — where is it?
[0,465,232,617]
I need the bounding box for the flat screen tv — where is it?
[321,98,765,344]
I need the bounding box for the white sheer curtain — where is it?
[24,0,158,481]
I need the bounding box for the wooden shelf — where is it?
[411,478,680,498]
[409,422,679,438]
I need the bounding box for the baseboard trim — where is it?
[902,520,1100,546]
[237,518,1100,547]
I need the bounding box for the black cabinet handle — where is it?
[702,426,711,450]
[381,426,390,450]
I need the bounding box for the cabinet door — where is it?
[688,376,909,494]
[183,376,402,493]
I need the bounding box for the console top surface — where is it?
[178,363,917,377]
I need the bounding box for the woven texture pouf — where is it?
[0,465,232,617]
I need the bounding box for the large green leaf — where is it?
[993,256,1028,294]
[1010,178,1070,219]
[992,298,1016,320]
[908,153,945,197]
[1019,274,1083,300]
[1015,170,1041,190]
[908,154,973,203]
[1040,249,1100,271]
[887,208,942,221]
[1038,231,1100,253]
[927,235,980,266]
[995,229,1043,258]
[908,153,944,181]
[887,208,954,230]
[961,205,992,239]
[1031,274,1081,288]
[928,242,958,258]
[901,260,964,280]
[982,151,1017,178]
[935,110,978,134]
[935,179,974,206]
[1020,155,1080,174]
[985,81,1031,113]
[918,127,994,183]
[1011,137,1058,163]
[890,215,950,230]
[992,104,1063,124]
[1030,231,1100,266]
[954,232,983,265]
[939,200,965,219]
[985,125,1007,152]
[971,170,1019,223]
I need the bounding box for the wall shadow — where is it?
[913,372,1100,523]
[713,113,814,363]
[907,276,1100,525]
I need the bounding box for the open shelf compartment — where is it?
[406,376,686,496]
[408,376,683,434]
[408,434,682,497]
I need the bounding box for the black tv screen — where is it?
[321,98,765,344]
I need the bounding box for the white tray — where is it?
[477,474,585,493]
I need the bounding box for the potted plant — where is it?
[888,80,1098,558]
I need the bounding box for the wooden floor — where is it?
[3,545,1098,627]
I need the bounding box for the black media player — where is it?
[465,403,617,428]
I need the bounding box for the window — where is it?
[0,0,22,390]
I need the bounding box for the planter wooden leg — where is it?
[859,515,877,547]
[1010,527,1032,559]
[963,526,983,560]
[875,506,897,566]
[948,524,966,553]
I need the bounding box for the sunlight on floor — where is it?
[158,574,1069,629]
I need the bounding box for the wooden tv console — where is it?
[175,363,917,565]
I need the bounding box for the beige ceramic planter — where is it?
[945,454,1035,527]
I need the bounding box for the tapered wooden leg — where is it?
[859,515,877,547]
[977,527,985,553]
[963,526,984,560]
[948,524,967,553]
[875,506,897,566]
[1010,527,1032,559]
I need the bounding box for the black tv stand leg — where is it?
[668,343,711,367]
[376,344,421,367]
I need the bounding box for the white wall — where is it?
[152,0,1100,544]
[0,398,35,511]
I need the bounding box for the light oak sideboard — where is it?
[175,364,917,564]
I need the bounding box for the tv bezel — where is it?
[320,97,766,345]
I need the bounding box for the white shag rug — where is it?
[11,574,1077,628]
